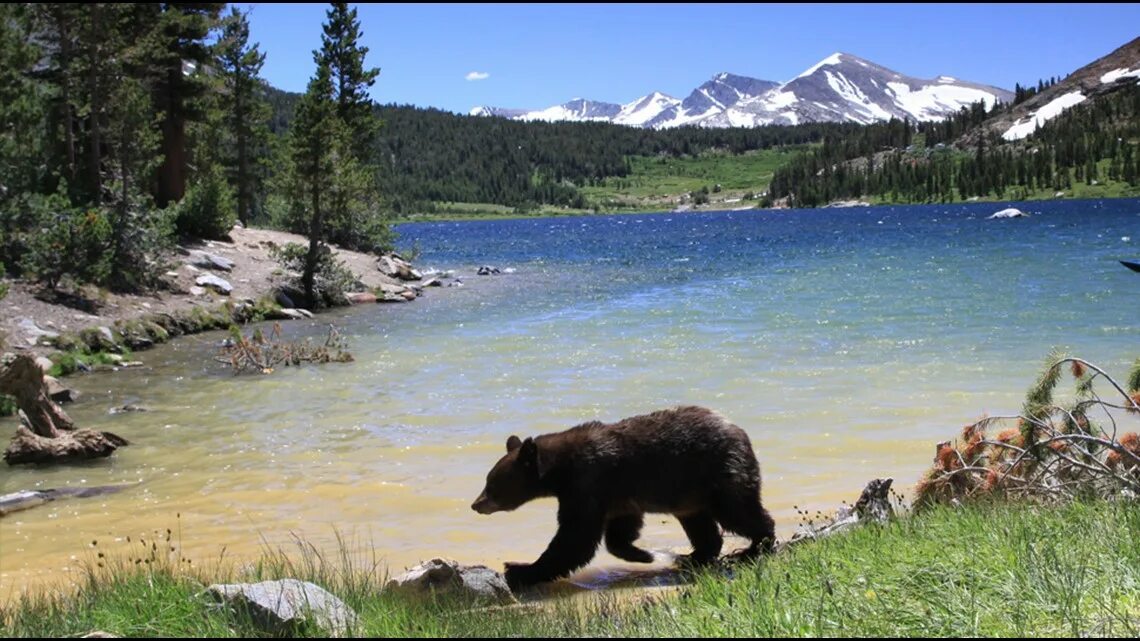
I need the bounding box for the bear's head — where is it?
[471,435,547,514]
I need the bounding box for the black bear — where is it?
[471,405,776,591]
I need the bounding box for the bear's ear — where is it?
[518,437,549,478]
[506,435,522,452]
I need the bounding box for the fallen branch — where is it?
[216,323,353,375]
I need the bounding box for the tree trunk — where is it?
[0,354,129,466]
[302,137,324,309]
[0,354,74,437]
[4,425,129,466]
[156,63,187,208]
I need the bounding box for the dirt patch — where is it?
[0,226,410,359]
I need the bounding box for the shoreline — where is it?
[0,226,429,375]
[392,193,1140,224]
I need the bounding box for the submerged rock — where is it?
[988,207,1028,219]
[476,265,501,276]
[386,558,516,605]
[205,579,358,637]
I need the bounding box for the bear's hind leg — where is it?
[677,512,723,565]
[713,494,776,557]
[604,514,655,563]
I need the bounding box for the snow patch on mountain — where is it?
[1002,91,1087,141]
[1100,67,1140,84]
[797,53,843,79]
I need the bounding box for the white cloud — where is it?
[465,71,490,81]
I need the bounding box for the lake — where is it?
[2,198,1138,597]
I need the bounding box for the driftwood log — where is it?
[777,478,895,551]
[0,353,129,465]
[0,483,138,517]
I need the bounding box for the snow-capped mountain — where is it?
[705,53,1011,127]
[644,73,779,128]
[469,54,1012,129]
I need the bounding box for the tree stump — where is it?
[0,353,129,465]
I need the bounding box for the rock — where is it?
[476,265,501,276]
[122,335,153,350]
[34,356,54,374]
[44,376,80,404]
[195,274,233,296]
[988,207,1028,219]
[205,579,358,637]
[97,326,116,346]
[118,361,144,369]
[377,254,422,281]
[189,286,207,297]
[109,404,147,415]
[376,282,414,303]
[274,288,296,309]
[423,277,443,287]
[268,308,309,321]
[188,248,234,270]
[386,559,517,605]
[345,292,377,304]
[17,319,59,344]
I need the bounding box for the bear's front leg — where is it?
[504,503,605,591]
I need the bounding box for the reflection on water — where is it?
[2,199,1139,598]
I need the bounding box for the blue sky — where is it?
[241,3,1140,113]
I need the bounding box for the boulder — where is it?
[376,282,414,303]
[205,579,358,637]
[476,265,501,276]
[188,250,235,272]
[195,274,233,296]
[423,277,444,287]
[274,288,296,309]
[988,207,1028,219]
[386,558,517,605]
[377,254,422,281]
[18,319,59,345]
[44,376,80,404]
[345,292,377,304]
[34,356,54,374]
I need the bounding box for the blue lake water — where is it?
[2,198,1138,595]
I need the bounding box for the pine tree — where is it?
[314,2,390,253]
[216,5,271,225]
[288,54,340,307]
[147,3,225,208]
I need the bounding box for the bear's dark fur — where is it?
[471,405,776,591]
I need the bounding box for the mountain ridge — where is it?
[471,53,1012,129]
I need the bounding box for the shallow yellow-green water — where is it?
[3,200,1138,599]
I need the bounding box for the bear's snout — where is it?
[471,492,499,514]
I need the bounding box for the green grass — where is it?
[393,148,804,222]
[582,147,803,211]
[3,499,1138,637]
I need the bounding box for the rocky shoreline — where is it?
[0,226,456,379]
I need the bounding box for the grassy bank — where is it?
[3,499,1137,637]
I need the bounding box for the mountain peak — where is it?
[469,53,1012,130]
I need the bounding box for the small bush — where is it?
[175,166,237,240]
[21,196,113,289]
